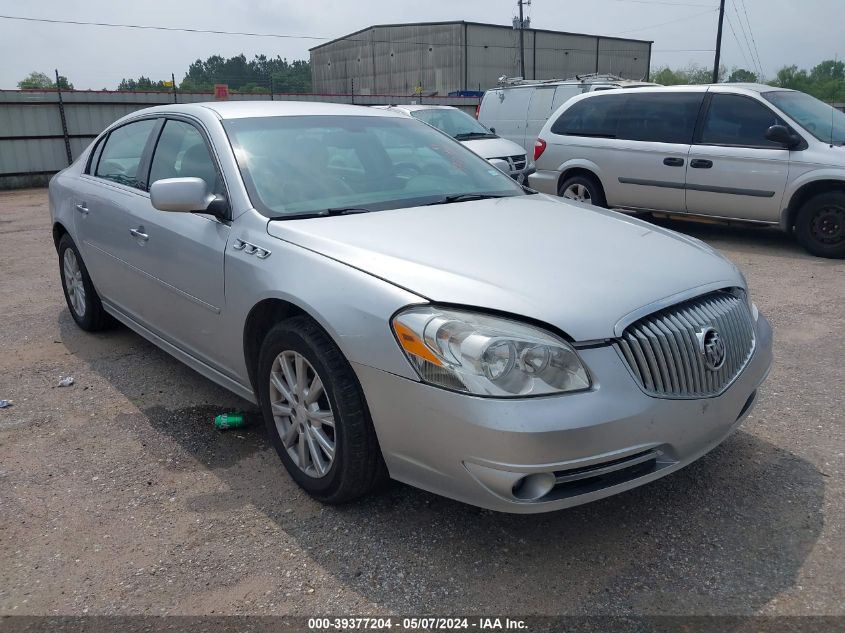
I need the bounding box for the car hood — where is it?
[461,136,527,160]
[266,196,742,341]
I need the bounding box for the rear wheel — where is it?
[558,174,606,207]
[58,234,113,331]
[257,315,387,504]
[795,191,845,258]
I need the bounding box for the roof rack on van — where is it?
[496,73,635,87]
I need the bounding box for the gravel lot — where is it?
[0,188,842,617]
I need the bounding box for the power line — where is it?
[0,13,704,56]
[729,0,759,76]
[737,0,764,78]
[724,15,753,70]
[610,7,718,35]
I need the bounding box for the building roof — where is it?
[309,20,653,52]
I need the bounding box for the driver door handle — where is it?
[75,203,89,215]
[690,159,713,169]
[129,227,149,241]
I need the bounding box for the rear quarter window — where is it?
[550,95,626,138]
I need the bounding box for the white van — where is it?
[478,75,655,153]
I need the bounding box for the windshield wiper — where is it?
[454,131,495,140]
[424,193,509,206]
[271,207,371,220]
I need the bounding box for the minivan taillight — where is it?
[475,103,480,119]
[534,138,547,161]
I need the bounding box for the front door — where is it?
[686,93,790,222]
[121,118,230,370]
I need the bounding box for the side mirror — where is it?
[150,177,218,213]
[488,158,510,174]
[489,127,496,134]
[765,125,801,149]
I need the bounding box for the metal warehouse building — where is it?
[310,21,652,95]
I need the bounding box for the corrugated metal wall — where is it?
[0,89,480,189]
[311,22,652,94]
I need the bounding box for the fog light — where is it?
[512,472,556,501]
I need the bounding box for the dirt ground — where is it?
[0,188,842,617]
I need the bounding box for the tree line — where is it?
[16,56,845,103]
[651,59,845,102]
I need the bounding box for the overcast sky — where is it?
[0,0,841,89]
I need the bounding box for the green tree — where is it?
[118,76,172,91]
[650,63,725,85]
[768,60,845,102]
[177,54,311,93]
[18,71,73,90]
[728,68,758,83]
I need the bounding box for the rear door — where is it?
[73,118,160,312]
[121,117,231,369]
[478,87,533,150]
[604,91,704,212]
[523,86,557,150]
[686,92,790,221]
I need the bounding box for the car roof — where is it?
[569,83,793,101]
[381,104,458,113]
[127,100,409,121]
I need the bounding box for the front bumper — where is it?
[354,314,773,513]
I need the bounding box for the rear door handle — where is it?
[663,157,685,167]
[129,227,149,241]
[75,203,89,215]
[690,159,713,169]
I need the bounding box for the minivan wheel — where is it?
[559,174,606,207]
[257,315,387,503]
[57,234,113,331]
[795,191,845,259]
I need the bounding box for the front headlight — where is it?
[391,306,591,397]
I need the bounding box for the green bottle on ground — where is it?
[214,412,246,430]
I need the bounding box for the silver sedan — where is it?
[49,101,772,512]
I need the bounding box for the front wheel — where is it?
[795,192,845,258]
[558,174,607,207]
[257,316,387,504]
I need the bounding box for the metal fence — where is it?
[0,89,481,189]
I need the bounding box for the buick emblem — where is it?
[697,327,726,371]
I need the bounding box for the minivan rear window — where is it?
[551,92,704,144]
[550,95,624,138]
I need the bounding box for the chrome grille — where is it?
[492,154,528,172]
[614,291,755,399]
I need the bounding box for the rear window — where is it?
[550,95,625,138]
[551,92,704,144]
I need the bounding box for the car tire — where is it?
[257,315,387,504]
[558,174,607,207]
[58,233,113,331]
[795,191,845,259]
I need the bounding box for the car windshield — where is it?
[762,90,845,145]
[223,115,523,218]
[409,108,497,140]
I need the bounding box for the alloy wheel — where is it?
[269,350,336,478]
[563,183,592,204]
[63,248,86,318]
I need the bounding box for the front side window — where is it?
[550,95,625,138]
[616,93,704,144]
[762,90,845,145]
[409,108,495,141]
[223,115,524,218]
[699,94,785,148]
[95,119,158,189]
[149,120,223,196]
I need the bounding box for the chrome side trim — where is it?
[101,299,257,403]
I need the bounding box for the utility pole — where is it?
[517,0,530,79]
[712,0,726,83]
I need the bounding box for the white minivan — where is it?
[478,75,655,153]
[529,84,845,258]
